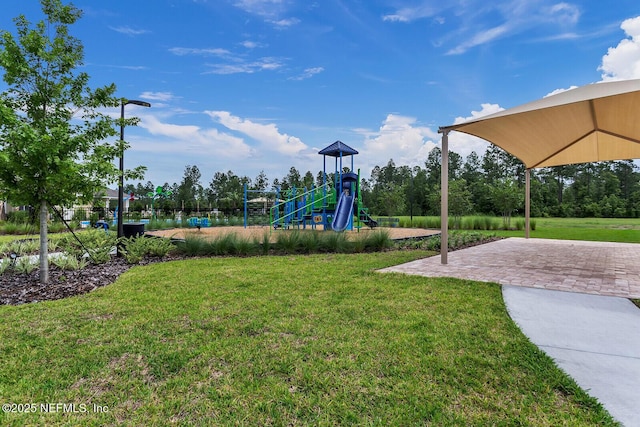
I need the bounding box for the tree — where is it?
[302,171,315,189]
[176,165,202,212]
[0,0,123,283]
[492,179,524,229]
[283,166,302,190]
[253,170,269,192]
[449,179,473,228]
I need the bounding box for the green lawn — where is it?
[0,251,617,426]
[489,217,640,243]
[395,216,640,243]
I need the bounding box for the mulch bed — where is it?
[0,256,185,306]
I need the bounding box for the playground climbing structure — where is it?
[244,140,377,232]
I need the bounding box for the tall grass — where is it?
[176,230,394,257]
[398,215,536,231]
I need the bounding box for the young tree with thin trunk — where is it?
[0,0,124,283]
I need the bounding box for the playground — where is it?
[149,140,440,242]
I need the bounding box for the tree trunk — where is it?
[39,200,49,284]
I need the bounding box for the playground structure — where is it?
[244,140,377,232]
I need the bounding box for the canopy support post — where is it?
[525,168,530,239]
[440,129,449,264]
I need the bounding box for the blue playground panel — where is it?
[188,217,209,227]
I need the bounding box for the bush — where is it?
[7,210,31,224]
[319,232,349,253]
[120,236,148,264]
[14,256,38,274]
[274,231,302,254]
[252,232,271,255]
[175,236,207,256]
[145,237,175,257]
[0,258,12,274]
[58,229,116,264]
[50,254,88,271]
[119,236,175,264]
[361,230,392,251]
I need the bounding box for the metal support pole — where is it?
[440,130,449,264]
[525,168,531,239]
[117,101,125,241]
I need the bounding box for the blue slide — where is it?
[331,192,354,232]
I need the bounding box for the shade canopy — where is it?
[439,79,640,168]
[318,140,359,157]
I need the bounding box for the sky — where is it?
[1,0,640,189]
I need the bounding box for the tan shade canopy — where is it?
[439,79,640,168]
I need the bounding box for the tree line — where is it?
[123,144,640,220]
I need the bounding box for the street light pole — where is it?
[118,99,151,241]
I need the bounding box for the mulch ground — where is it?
[0,256,185,306]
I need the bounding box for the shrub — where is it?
[120,236,147,264]
[320,232,349,253]
[253,232,271,255]
[50,254,88,271]
[1,239,39,256]
[176,235,207,256]
[58,229,116,264]
[299,232,321,253]
[209,233,241,255]
[362,230,392,252]
[145,237,175,258]
[14,256,38,274]
[234,237,255,256]
[7,210,31,224]
[48,222,67,233]
[0,258,12,274]
[274,231,302,254]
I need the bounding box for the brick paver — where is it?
[379,238,640,298]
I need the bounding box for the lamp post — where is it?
[118,99,151,241]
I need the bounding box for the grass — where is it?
[486,217,640,243]
[396,216,640,244]
[0,252,616,426]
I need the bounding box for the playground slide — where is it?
[359,209,378,228]
[331,192,354,232]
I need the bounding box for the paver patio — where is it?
[379,237,640,298]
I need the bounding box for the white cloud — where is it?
[139,91,175,102]
[599,16,640,81]
[137,114,255,159]
[240,40,266,49]
[385,1,582,55]
[203,57,286,74]
[382,5,439,23]
[109,26,150,36]
[206,111,308,156]
[288,67,324,81]
[168,47,231,56]
[545,86,578,97]
[268,17,300,28]
[233,0,298,28]
[359,114,438,174]
[447,24,510,55]
[233,0,286,17]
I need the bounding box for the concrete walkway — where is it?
[379,238,640,426]
[503,286,640,427]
